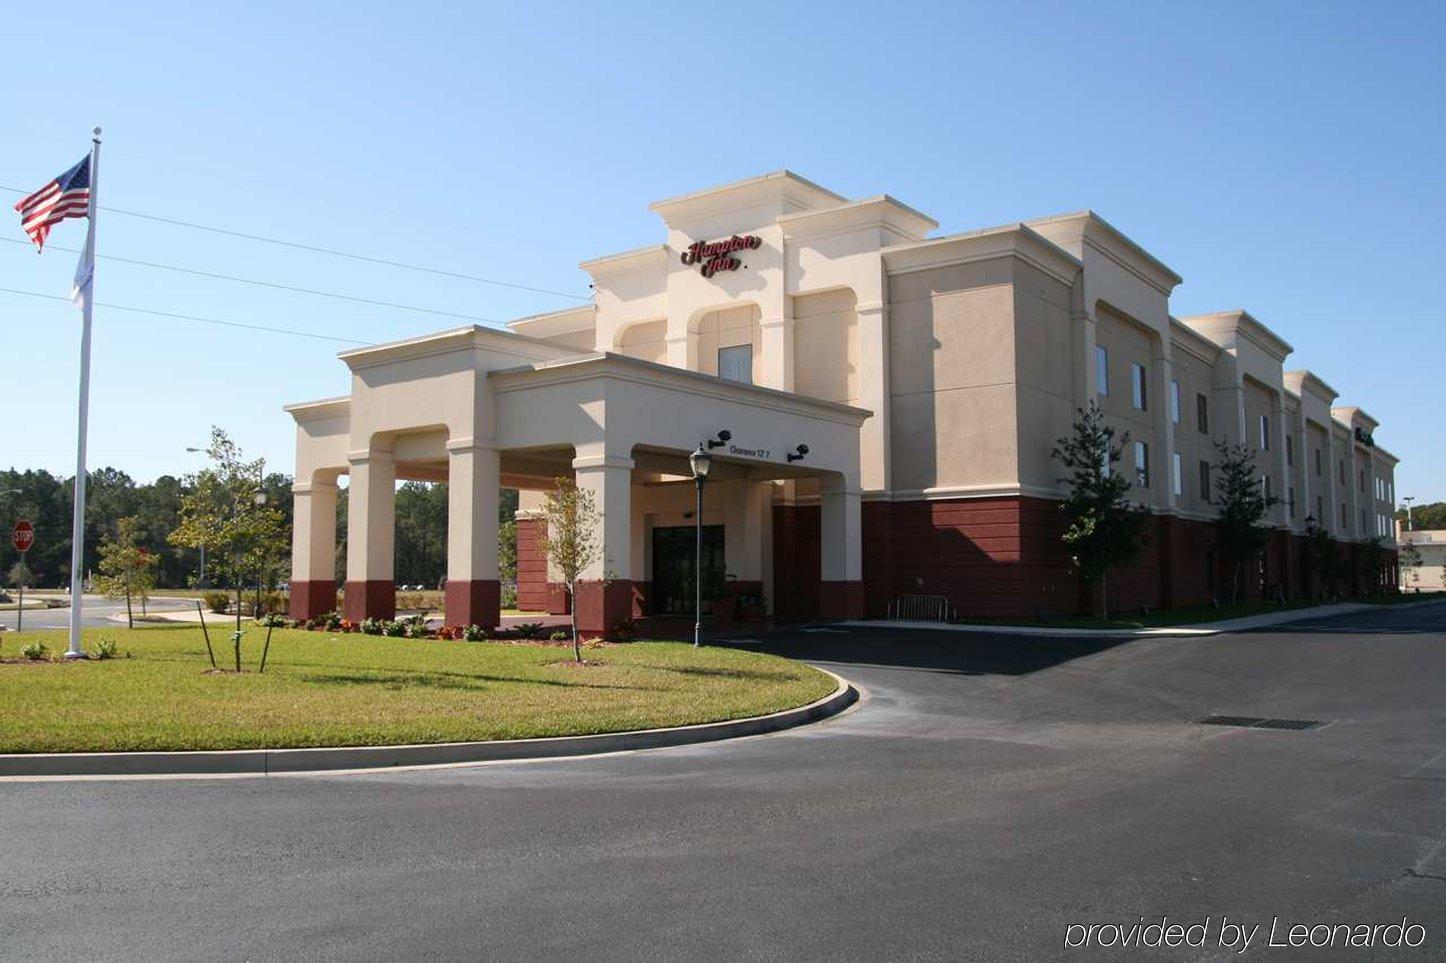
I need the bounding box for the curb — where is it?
[839,597,1446,639]
[0,671,858,778]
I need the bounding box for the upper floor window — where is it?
[1199,460,1212,503]
[1169,381,1180,424]
[1135,441,1150,488]
[1131,363,1147,411]
[1314,447,1322,477]
[1096,346,1109,397]
[1316,495,1323,522]
[1358,468,1365,493]
[1258,414,1270,451]
[1285,434,1293,467]
[1171,451,1183,497]
[1196,393,1209,434]
[717,344,753,384]
[1339,461,1346,486]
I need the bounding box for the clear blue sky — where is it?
[2,1,1442,502]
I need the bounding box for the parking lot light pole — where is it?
[689,444,712,648]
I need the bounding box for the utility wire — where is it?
[0,184,592,301]
[0,236,509,325]
[0,287,368,345]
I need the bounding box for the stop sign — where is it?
[12,519,34,553]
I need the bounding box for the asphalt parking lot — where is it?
[3,602,1443,961]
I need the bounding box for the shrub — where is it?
[204,591,231,614]
[359,617,384,635]
[514,622,545,640]
[461,624,487,642]
[91,638,124,660]
[258,613,287,628]
[22,640,50,661]
[612,619,636,641]
[382,619,407,638]
[402,613,430,638]
[324,612,344,631]
[435,626,456,641]
[549,630,570,642]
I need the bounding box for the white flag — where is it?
[71,216,95,309]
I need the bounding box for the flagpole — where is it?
[64,127,100,660]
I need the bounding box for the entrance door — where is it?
[652,525,724,615]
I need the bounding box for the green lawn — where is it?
[960,593,1446,631]
[0,626,835,753]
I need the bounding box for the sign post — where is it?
[11,520,34,633]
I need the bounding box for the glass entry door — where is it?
[652,525,724,616]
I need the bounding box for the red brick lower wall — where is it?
[774,494,1385,621]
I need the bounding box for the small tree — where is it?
[537,477,601,661]
[1212,440,1279,604]
[1302,517,1339,599]
[169,428,287,672]
[1399,538,1423,592]
[94,516,159,628]
[1359,536,1386,595]
[1052,404,1150,619]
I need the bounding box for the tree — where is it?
[1212,441,1279,604]
[94,516,159,628]
[1051,403,1150,619]
[1359,536,1386,595]
[537,477,601,661]
[1399,538,1423,592]
[1395,501,1446,532]
[1302,516,1341,599]
[169,428,287,672]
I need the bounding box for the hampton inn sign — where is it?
[286,170,1400,635]
[679,234,761,277]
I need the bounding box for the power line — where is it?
[0,287,368,345]
[0,235,509,325]
[0,184,592,301]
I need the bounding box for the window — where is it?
[1196,394,1209,434]
[1288,487,1296,519]
[1169,381,1180,424]
[1358,468,1365,493]
[1314,447,1322,476]
[1171,451,1183,496]
[717,344,753,384]
[1135,441,1150,488]
[1199,460,1212,503]
[1340,502,1348,527]
[1096,345,1109,397]
[1315,495,1324,523]
[1360,508,1367,532]
[1258,414,1270,451]
[1262,474,1272,500]
[1285,434,1293,467]
[1339,461,1346,485]
[1131,363,1147,410]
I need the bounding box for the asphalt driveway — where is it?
[2,602,1443,960]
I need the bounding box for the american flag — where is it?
[14,155,91,251]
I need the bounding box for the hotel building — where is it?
[286,171,1400,633]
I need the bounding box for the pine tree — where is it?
[1052,403,1150,619]
[1211,440,1278,604]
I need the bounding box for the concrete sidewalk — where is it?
[841,597,1446,638]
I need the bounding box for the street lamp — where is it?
[1403,495,1415,533]
[688,443,713,648]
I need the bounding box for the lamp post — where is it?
[185,447,208,587]
[688,443,712,648]
[1403,495,1415,533]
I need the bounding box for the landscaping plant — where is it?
[93,516,160,628]
[22,640,49,662]
[1211,440,1278,604]
[537,477,602,662]
[1051,403,1150,619]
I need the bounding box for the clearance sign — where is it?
[679,234,761,278]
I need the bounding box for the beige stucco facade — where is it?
[287,170,1401,627]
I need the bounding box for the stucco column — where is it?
[1271,395,1289,527]
[444,440,501,629]
[855,300,891,493]
[1152,346,1176,511]
[757,312,795,392]
[289,478,338,621]
[665,333,697,372]
[1071,307,1098,407]
[572,452,634,637]
[818,478,863,619]
[343,450,396,621]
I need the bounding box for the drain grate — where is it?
[1196,715,1324,731]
